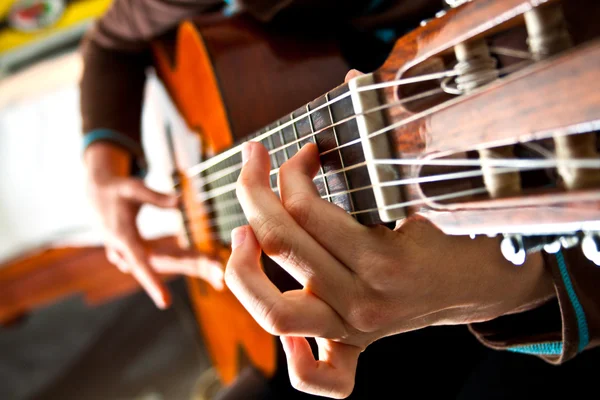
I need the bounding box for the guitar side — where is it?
[151,12,348,385]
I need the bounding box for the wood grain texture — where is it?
[372,0,600,235]
[0,238,179,326]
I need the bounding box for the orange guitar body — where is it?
[151,13,348,385]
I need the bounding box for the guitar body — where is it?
[151,12,348,385]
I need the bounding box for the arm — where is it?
[80,0,225,308]
[469,247,600,364]
[225,140,557,398]
[223,72,600,398]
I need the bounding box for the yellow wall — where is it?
[0,0,112,53]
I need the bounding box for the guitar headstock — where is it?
[350,0,600,265]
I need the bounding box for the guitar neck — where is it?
[200,81,385,243]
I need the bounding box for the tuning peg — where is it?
[445,0,470,8]
[501,235,526,266]
[582,233,600,266]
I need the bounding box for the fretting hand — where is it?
[85,142,224,309]
[225,140,556,398]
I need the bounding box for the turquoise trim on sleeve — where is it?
[508,341,563,356]
[375,28,397,43]
[555,251,590,352]
[82,129,147,178]
[367,0,386,12]
[507,251,590,357]
[82,129,142,155]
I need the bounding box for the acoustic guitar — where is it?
[151,0,600,389]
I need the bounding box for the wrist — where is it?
[82,129,147,181]
[84,141,132,184]
[506,251,557,316]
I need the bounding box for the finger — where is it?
[344,69,364,83]
[280,336,360,399]
[225,226,347,338]
[148,253,225,291]
[118,179,178,208]
[106,247,130,273]
[279,143,387,268]
[237,142,353,298]
[120,240,172,309]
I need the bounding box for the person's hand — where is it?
[224,141,556,398]
[85,142,224,309]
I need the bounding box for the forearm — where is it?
[469,246,600,364]
[84,142,132,184]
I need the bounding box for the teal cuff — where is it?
[82,129,147,178]
[507,250,590,357]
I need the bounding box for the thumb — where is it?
[119,179,179,208]
[280,336,360,399]
[344,69,364,83]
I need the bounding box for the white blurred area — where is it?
[0,50,188,264]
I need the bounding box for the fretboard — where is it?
[202,83,381,243]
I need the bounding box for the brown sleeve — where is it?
[469,246,600,364]
[79,0,354,143]
[80,0,223,145]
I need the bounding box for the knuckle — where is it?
[346,299,385,333]
[289,370,310,393]
[329,381,354,400]
[118,181,137,198]
[283,192,313,228]
[256,217,292,261]
[224,263,242,289]
[263,302,295,336]
[236,172,256,199]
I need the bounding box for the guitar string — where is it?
[173,53,588,236]
[186,159,600,225]
[186,50,530,180]
[197,157,600,204]
[185,69,461,178]
[350,188,600,216]
[190,60,532,188]
[197,87,444,187]
[186,186,600,243]
[185,187,489,234]
[188,181,600,237]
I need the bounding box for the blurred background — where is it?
[0,1,214,398]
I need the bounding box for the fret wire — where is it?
[266,127,278,192]
[292,113,301,153]
[306,103,331,201]
[282,118,290,161]
[267,128,276,155]
[326,91,355,212]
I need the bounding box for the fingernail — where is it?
[155,291,171,310]
[241,142,253,165]
[155,297,168,310]
[231,226,247,249]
